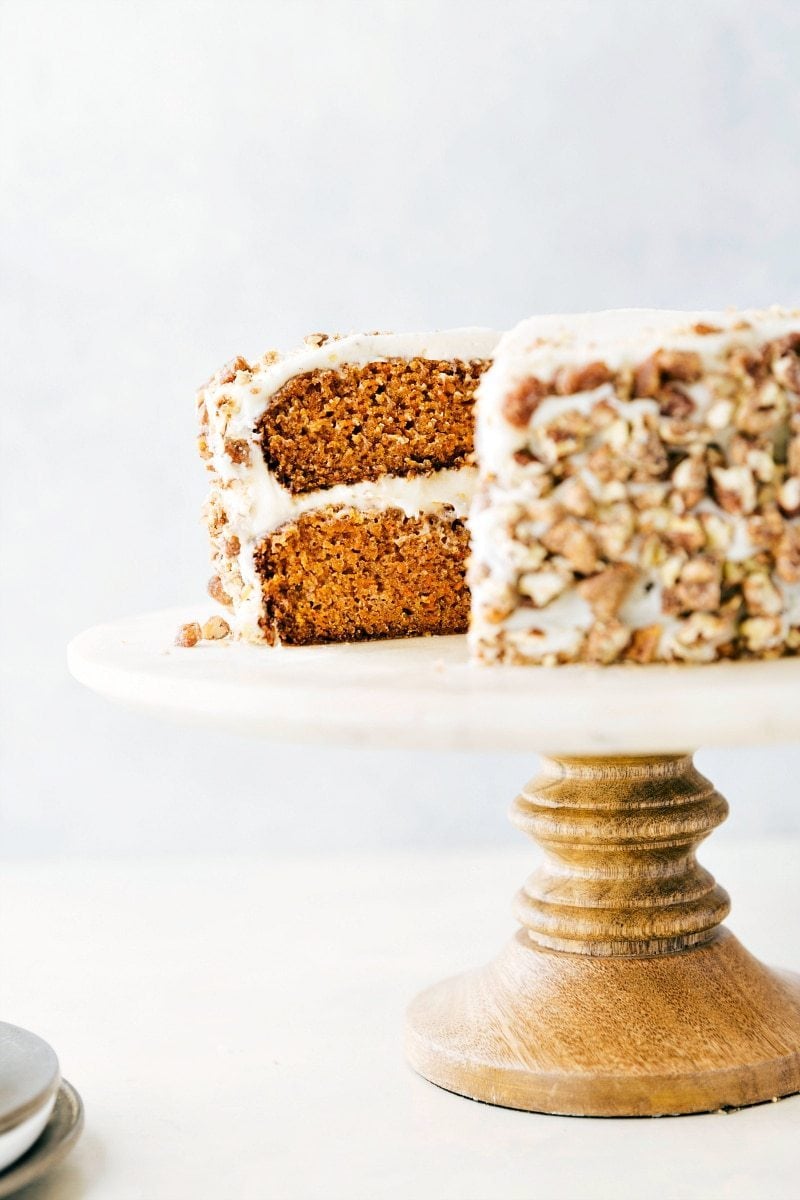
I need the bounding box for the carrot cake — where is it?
[470,308,800,664]
[196,330,498,644]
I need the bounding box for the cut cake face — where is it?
[197,329,498,644]
[470,309,800,664]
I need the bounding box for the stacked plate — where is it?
[0,1023,82,1195]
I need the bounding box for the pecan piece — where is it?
[175,622,202,648]
[740,616,783,652]
[556,476,595,518]
[224,438,250,465]
[539,409,594,459]
[766,331,800,361]
[778,476,800,518]
[662,556,722,615]
[736,379,787,435]
[578,563,639,621]
[658,385,696,419]
[218,356,251,385]
[584,619,631,664]
[202,616,232,640]
[772,353,800,392]
[672,612,736,660]
[518,565,571,608]
[541,517,599,575]
[747,509,785,549]
[663,515,706,554]
[671,450,708,502]
[503,377,549,427]
[743,571,783,617]
[727,346,767,381]
[208,575,234,608]
[657,351,704,380]
[692,323,723,336]
[711,465,757,515]
[788,436,800,477]
[775,528,800,583]
[554,361,613,395]
[633,349,702,398]
[626,623,663,663]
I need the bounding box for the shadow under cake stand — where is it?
[68,607,800,1117]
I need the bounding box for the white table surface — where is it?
[4,841,800,1200]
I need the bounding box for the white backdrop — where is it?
[2,0,799,857]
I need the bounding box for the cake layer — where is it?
[257,358,485,493]
[197,328,498,642]
[254,507,470,645]
[470,308,800,665]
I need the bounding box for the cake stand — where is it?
[68,607,800,1117]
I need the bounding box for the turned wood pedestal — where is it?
[407,754,800,1115]
[68,611,800,1118]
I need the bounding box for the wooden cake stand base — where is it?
[68,610,800,1117]
[407,754,800,1115]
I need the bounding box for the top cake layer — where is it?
[471,308,800,665]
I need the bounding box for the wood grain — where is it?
[512,755,730,955]
[407,754,800,1116]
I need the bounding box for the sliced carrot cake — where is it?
[197,330,498,644]
[470,308,800,664]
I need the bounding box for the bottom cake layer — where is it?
[254,507,470,645]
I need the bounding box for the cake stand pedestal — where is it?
[68,608,800,1117]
